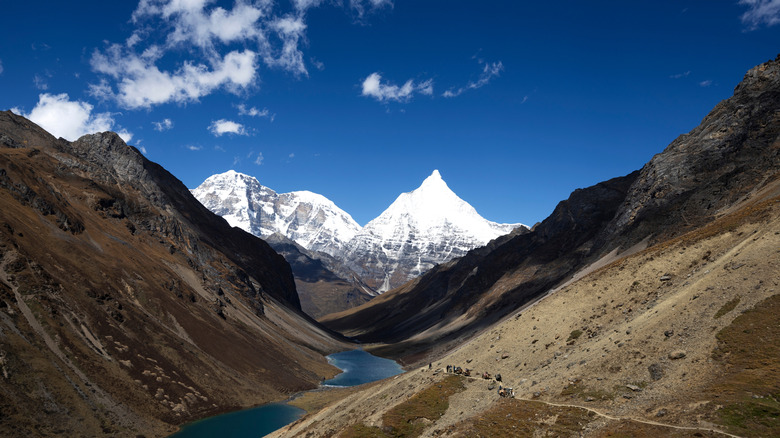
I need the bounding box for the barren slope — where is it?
[0,112,349,437]
[273,179,780,438]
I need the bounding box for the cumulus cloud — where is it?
[89,0,396,109]
[443,60,504,98]
[15,93,132,142]
[361,72,433,103]
[91,45,258,109]
[153,118,174,131]
[739,0,780,29]
[208,119,246,136]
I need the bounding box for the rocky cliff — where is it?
[0,112,348,437]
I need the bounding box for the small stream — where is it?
[169,349,403,437]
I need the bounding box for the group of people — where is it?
[445,364,472,376]
[442,365,515,398]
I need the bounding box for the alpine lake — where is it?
[170,349,404,437]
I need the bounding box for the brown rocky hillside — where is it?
[0,112,350,437]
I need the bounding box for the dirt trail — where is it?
[512,397,743,438]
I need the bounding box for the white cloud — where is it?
[208,119,246,136]
[237,104,270,118]
[264,15,308,76]
[443,60,504,98]
[361,72,434,103]
[254,151,264,165]
[699,80,713,87]
[739,0,780,29]
[293,0,325,12]
[91,45,258,109]
[153,118,174,131]
[289,153,295,158]
[91,0,394,109]
[187,144,202,151]
[0,59,3,75]
[17,93,133,142]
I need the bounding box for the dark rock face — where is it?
[264,233,374,319]
[609,56,780,246]
[322,56,780,360]
[65,130,300,311]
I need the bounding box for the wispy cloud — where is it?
[153,118,173,131]
[360,72,433,103]
[350,0,393,21]
[254,151,264,165]
[0,59,4,75]
[208,119,247,136]
[14,93,132,143]
[443,59,504,98]
[33,73,50,90]
[669,70,691,79]
[187,145,202,151]
[739,0,780,29]
[699,80,713,87]
[237,104,272,119]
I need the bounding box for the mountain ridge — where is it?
[0,111,349,436]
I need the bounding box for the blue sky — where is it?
[1,1,778,226]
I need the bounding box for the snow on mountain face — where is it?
[193,169,525,294]
[191,170,361,256]
[342,170,525,292]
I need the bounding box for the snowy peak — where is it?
[192,170,360,256]
[366,170,520,242]
[344,170,525,292]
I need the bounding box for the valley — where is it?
[0,46,777,438]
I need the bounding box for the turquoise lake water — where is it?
[169,403,305,438]
[169,349,403,437]
[322,349,404,387]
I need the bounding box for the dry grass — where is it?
[341,375,466,438]
[708,293,780,437]
[450,399,596,437]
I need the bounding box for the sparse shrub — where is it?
[567,329,583,342]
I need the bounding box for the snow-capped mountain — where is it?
[191,170,361,257]
[342,170,525,292]
[193,169,525,295]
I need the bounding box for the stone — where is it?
[668,350,687,360]
[648,363,664,381]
